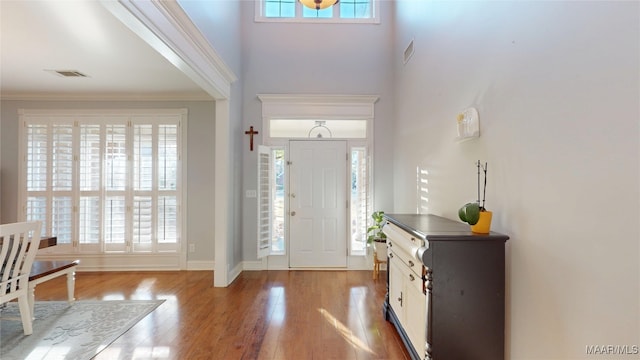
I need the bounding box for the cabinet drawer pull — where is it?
[389,253,394,258]
[409,274,415,281]
[408,260,414,267]
[411,237,416,242]
[388,242,393,247]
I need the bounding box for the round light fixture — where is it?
[299,0,339,10]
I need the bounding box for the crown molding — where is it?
[1,91,214,102]
[258,94,379,105]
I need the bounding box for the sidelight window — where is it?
[350,147,369,255]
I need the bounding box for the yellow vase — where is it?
[471,211,492,234]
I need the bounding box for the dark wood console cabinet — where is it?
[382,214,509,360]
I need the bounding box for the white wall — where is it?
[178,0,245,269]
[238,0,396,261]
[392,1,639,358]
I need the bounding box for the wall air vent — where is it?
[403,39,414,64]
[45,69,89,78]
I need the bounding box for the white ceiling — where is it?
[0,1,211,100]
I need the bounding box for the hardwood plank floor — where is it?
[32,270,410,360]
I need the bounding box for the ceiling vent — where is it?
[45,69,89,78]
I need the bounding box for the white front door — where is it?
[289,140,347,268]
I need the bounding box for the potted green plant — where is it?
[458,160,493,233]
[367,210,387,261]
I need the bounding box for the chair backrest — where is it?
[0,221,41,300]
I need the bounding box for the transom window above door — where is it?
[255,0,380,23]
[270,119,367,138]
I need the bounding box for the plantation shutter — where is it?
[257,145,272,258]
[351,147,369,255]
[79,124,102,249]
[25,123,49,236]
[156,123,179,249]
[20,109,183,257]
[133,124,153,250]
[51,123,74,245]
[131,120,180,251]
[103,123,128,252]
[24,121,75,244]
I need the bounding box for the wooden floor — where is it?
[32,270,410,360]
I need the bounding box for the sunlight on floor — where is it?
[133,278,158,299]
[349,286,368,303]
[268,286,285,326]
[132,346,171,359]
[95,346,121,359]
[27,346,71,359]
[97,345,171,359]
[318,308,376,355]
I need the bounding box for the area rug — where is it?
[0,300,164,360]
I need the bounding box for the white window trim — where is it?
[17,108,188,269]
[254,0,380,24]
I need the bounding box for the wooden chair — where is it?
[0,221,41,335]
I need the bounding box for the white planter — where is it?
[374,241,387,261]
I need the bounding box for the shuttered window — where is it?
[350,147,369,255]
[19,110,184,254]
[257,145,273,258]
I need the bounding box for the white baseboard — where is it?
[35,254,218,272]
[243,258,381,271]
[186,260,215,270]
[242,260,264,270]
[37,253,181,271]
[35,254,381,275]
[228,262,243,283]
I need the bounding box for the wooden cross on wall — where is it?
[245,126,259,151]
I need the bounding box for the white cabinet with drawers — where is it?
[384,222,428,358]
[382,214,509,360]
